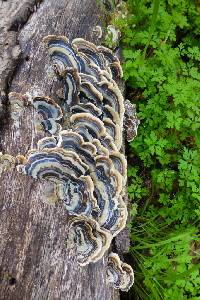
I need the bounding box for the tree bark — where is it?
[0,1,120,299]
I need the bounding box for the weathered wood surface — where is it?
[0,0,42,122]
[0,1,120,299]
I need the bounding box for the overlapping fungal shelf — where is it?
[17,35,134,291]
[107,253,134,292]
[0,152,15,176]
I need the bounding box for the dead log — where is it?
[0,1,127,299]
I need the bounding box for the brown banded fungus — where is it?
[43,35,91,76]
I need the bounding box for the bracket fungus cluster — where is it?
[12,35,136,291]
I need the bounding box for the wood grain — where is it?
[0,0,120,299]
[0,0,43,123]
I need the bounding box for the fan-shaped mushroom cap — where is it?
[79,74,124,126]
[89,155,123,226]
[95,195,127,236]
[78,93,104,114]
[20,148,88,179]
[110,62,123,81]
[57,175,99,216]
[19,146,102,216]
[62,68,80,107]
[44,35,118,81]
[73,126,92,143]
[109,196,128,237]
[93,156,127,236]
[33,96,63,135]
[67,216,112,266]
[43,34,69,45]
[99,81,124,119]
[120,263,135,291]
[70,102,102,118]
[103,118,121,149]
[98,46,123,80]
[37,118,62,135]
[92,139,127,186]
[43,35,87,74]
[0,153,15,175]
[106,252,134,291]
[95,155,122,195]
[70,113,107,139]
[33,96,62,120]
[104,105,121,127]
[109,151,127,183]
[44,35,105,79]
[97,45,119,64]
[72,39,124,81]
[84,62,112,82]
[72,38,107,71]
[37,137,58,150]
[92,139,109,156]
[71,113,118,151]
[58,130,96,169]
[80,81,103,105]
[92,25,103,39]
[76,81,124,140]
[99,135,118,152]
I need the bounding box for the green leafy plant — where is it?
[107,0,200,299]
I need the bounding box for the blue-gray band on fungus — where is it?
[58,175,99,216]
[22,148,88,179]
[37,137,58,150]
[58,131,96,169]
[106,253,134,292]
[72,38,108,71]
[33,97,62,120]
[98,45,123,80]
[70,103,102,118]
[33,96,63,135]
[43,36,87,73]
[67,216,112,266]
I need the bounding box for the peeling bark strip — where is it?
[0,1,122,299]
[0,0,43,124]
